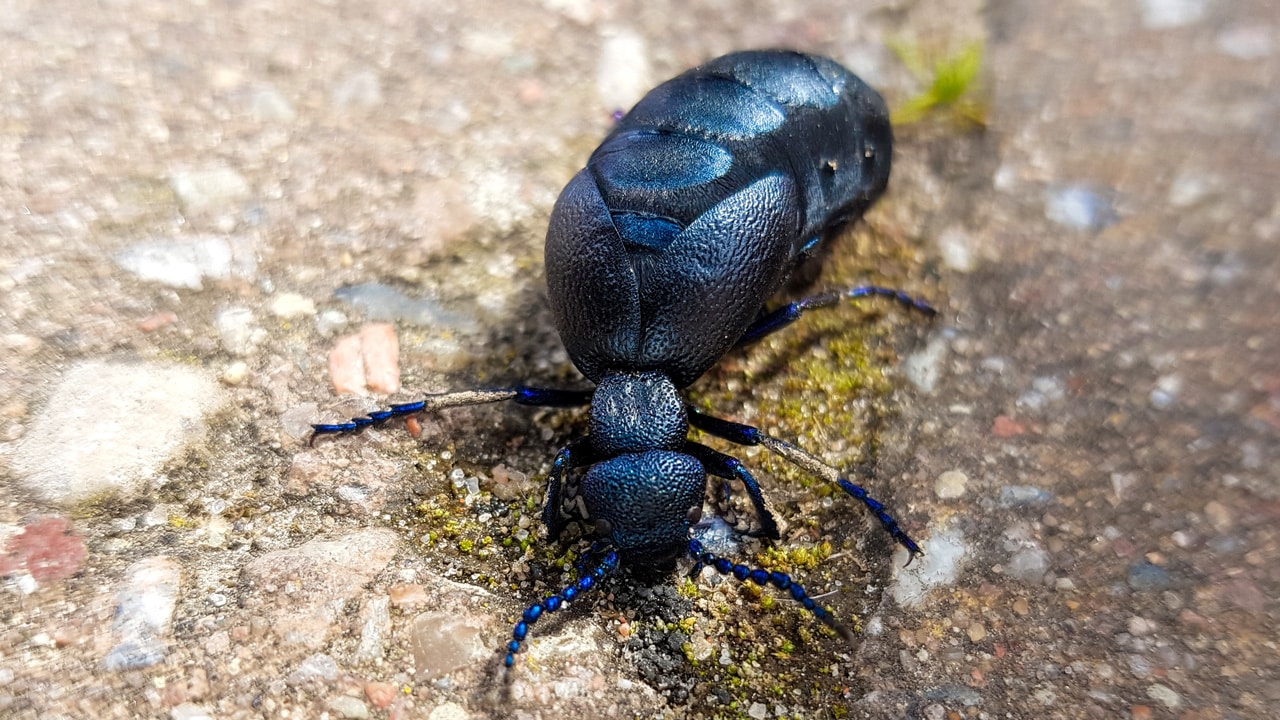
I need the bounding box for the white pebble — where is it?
[270,292,317,319]
[935,470,968,499]
[170,166,251,212]
[1140,0,1206,29]
[597,28,651,112]
[892,524,966,607]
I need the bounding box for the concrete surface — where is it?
[0,0,1276,718]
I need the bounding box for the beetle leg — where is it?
[684,442,779,539]
[541,437,598,541]
[686,406,922,561]
[309,386,592,443]
[735,285,938,347]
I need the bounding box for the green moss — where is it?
[757,542,833,574]
[676,577,700,599]
[889,38,988,128]
[681,641,698,665]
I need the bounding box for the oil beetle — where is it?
[313,50,937,668]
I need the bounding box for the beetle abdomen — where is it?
[546,50,893,387]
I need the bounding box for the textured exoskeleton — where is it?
[313,50,934,669]
[546,50,893,389]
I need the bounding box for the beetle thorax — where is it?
[588,371,688,456]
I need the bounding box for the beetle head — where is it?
[581,450,705,565]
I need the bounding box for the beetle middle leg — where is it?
[684,442,779,539]
[735,285,938,347]
[686,406,922,560]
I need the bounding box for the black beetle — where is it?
[313,50,936,668]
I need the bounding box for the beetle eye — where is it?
[686,505,703,525]
[594,518,614,537]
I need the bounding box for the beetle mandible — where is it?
[312,50,937,668]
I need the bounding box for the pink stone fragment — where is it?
[326,324,400,395]
[359,323,400,394]
[2,516,86,583]
[328,333,367,395]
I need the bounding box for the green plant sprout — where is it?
[889,38,987,127]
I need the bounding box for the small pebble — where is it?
[1005,547,1051,584]
[288,654,340,685]
[1167,170,1215,208]
[427,702,469,720]
[270,292,317,319]
[1128,616,1157,636]
[1044,184,1116,232]
[104,556,182,671]
[904,335,949,393]
[334,283,474,329]
[1146,683,1182,709]
[1149,374,1181,410]
[935,470,968,499]
[1216,25,1273,59]
[365,681,397,709]
[1140,0,1206,29]
[316,309,349,337]
[326,695,370,719]
[359,323,400,394]
[3,516,85,584]
[597,28,652,112]
[991,415,1026,437]
[215,306,265,356]
[138,312,179,332]
[936,226,975,272]
[409,612,487,680]
[170,704,214,720]
[114,235,257,290]
[1111,472,1139,500]
[999,485,1053,506]
[221,361,250,386]
[1203,500,1233,532]
[354,596,391,662]
[328,334,367,395]
[1127,562,1171,591]
[170,166,251,212]
[389,583,429,609]
[892,525,966,607]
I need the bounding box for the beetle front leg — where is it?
[540,437,598,541]
[685,442,779,539]
[686,406,922,560]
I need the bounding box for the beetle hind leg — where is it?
[735,285,937,348]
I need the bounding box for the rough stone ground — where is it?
[1,0,1276,718]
